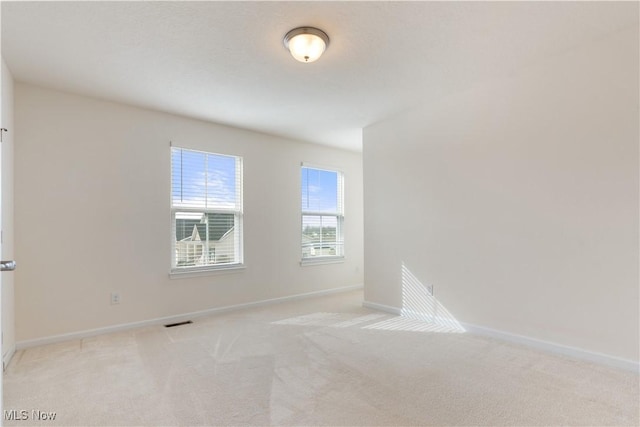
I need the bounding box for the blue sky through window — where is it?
[172,152,340,216]
[301,167,338,213]
[171,148,237,209]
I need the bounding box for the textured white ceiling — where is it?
[2,1,637,151]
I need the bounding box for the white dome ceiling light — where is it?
[283,27,330,63]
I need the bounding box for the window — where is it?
[301,165,344,262]
[171,147,243,271]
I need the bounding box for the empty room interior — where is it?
[0,1,638,426]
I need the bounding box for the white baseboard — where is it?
[363,300,639,373]
[462,322,639,373]
[16,284,364,350]
[362,300,402,315]
[3,345,16,371]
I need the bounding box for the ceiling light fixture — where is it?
[283,27,329,63]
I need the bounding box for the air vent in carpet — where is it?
[164,320,193,328]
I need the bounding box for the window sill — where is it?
[300,257,345,267]
[169,264,246,279]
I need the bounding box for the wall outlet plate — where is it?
[110,292,121,305]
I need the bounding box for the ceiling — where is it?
[2,2,637,152]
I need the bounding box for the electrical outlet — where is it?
[427,284,434,296]
[110,292,121,305]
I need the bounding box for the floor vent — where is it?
[164,320,193,328]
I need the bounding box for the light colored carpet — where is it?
[4,290,639,426]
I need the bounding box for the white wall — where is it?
[363,26,639,363]
[14,84,363,342]
[1,58,16,363]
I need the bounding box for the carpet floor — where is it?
[3,290,639,426]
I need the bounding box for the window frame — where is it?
[300,163,345,266]
[170,146,244,276]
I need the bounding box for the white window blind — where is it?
[171,147,243,271]
[301,165,344,261]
